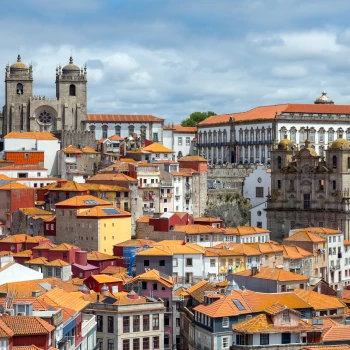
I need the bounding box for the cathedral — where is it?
[1,54,87,138]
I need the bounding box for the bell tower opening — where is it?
[17,83,23,95]
[69,84,76,96]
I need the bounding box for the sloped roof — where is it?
[50,243,79,251]
[233,267,308,282]
[178,155,207,162]
[174,224,223,234]
[88,275,122,284]
[187,281,218,304]
[87,173,137,182]
[19,208,53,216]
[142,142,175,153]
[86,114,164,122]
[205,245,261,257]
[130,269,173,288]
[0,234,48,244]
[113,239,155,247]
[245,242,284,254]
[87,251,117,261]
[4,132,58,140]
[282,245,313,260]
[62,145,83,154]
[223,226,270,236]
[42,180,88,192]
[0,319,13,338]
[0,182,32,190]
[322,326,350,342]
[294,289,345,311]
[82,183,130,192]
[82,145,98,153]
[0,315,55,335]
[55,195,111,207]
[283,230,326,243]
[77,206,131,218]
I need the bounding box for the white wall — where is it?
[250,202,268,229]
[173,253,203,279]
[0,263,43,284]
[0,168,48,178]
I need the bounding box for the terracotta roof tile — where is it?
[13,346,43,350]
[0,315,54,335]
[136,216,151,223]
[50,243,79,251]
[100,266,127,275]
[0,165,47,171]
[87,173,137,182]
[282,245,313,259]
[55,195,111,207]
[154,240,185,246]
[62,145,83,154]
[0,234,49,244]
[142,142,174,153]
[82,183,130,192]
[178,155,207,161]
[88,274,122,284]
[77,206,131,218]
[174,224,223,234]
[233,267,308,282]
[245,242,284,254]
[114,239,155,247]
[323,325,350,342]
[294,289,345,311]
[19,208,53,216]
[163,124,197,133]
[25,257,48,265]
[283,230,326,243]
[4,132,58,140]
[45,259,70,267]
[301,227,342,235]
[42,180,88,192]
[87,251,117,261]
[86,114,164,123]
[194,217,223,223]
[0,182,32,190]
[82,145,98,153]
[223,226,270,236]
[0,319,14,338]
[206,245,261,257]
[130,269,173,288]
[32,242,57,250]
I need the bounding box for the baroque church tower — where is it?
[1,55,87,139]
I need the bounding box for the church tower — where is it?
[55,56,87,131]
[3,55,33,136]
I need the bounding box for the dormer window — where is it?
[17,83,23,95]
[282,310,290,323]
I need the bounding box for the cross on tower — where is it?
[305,126,310,140]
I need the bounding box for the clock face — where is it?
[258,177,262,183]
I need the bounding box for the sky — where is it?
[2,0,350,124]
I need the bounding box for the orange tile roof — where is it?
[142,142,174,153]
[19,208,53,216]
[100,266,127,275]
[301,346,350,350]
[344,240,350,246]
[0,182,32,190]
[264,302,289,315]
[82,183,130,192]
[223,226,270,236]
[136,246,173,256]
[32,242,57,250]
[45,259,70,267]
[0,277,80,297]
[12,249,32,258]
[130,269,173,288]
[0,174,11,180]
[194,217,223,223]
[42,180,88,192]
[174,224,223,234]
[136,243,205,256]
[294,289,345,311]
[110,291,150,305]
[13,346,43,350]
[164,124,197,133]
[87,173,137,182]
[55,195,111,207]
[0,315,55,335]
[0,234,49,244]
[323,325,350,342]
[178,155,207,162]
[50,243,79,251]
[234,267,308,282]
[108,135,125,141]
[187,281,219,303]
[244,242,284,254]
[39,287,90,312]
[88,275,122,284]
[62,145,83,154]
[0,319,14,338]
[282,245,313,260]
[154,240,185,246]
[301,227,343,235]
[283,230,326,243]
[4,132,58,140]
[206,245,261,257]
[136,216,151,223]
[114,239,155,247]
[0,297,53,311]
[87,251,117,261]
[0,165,47,171]
[25,257,48,265]
[77,205,131,218]
[173,286,189,298]
[111,272,133,284]
[86,114,164,122]
[232,312,316,333]
[82,145,98,153]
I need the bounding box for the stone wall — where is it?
[60,130,96,148]
[135,221,186,241]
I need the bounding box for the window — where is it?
[222,337,229,349]
[333,155,337,169]
[122,339,129,350]
[152,314,159,330]
[222,317,229,328]
[123,316,130,333]
[153,336,159,349]
[178,137,183,146]
[210,259,216,267]
[153,133,159,142]
[281,285,286,292]
[277,156,282,169]
[17,83,23,95]
[107,316,114,333]
[173,258,178,267]
[185,272,193,283]
[282,310,290,323]
[333,180,336,190]
[144,260,150,267]
[102,125,108,139]
[159,260,165,266]
[186,137,190,145]
[115,125,121,136]
[176,318,180,327]
[107,339,114,350]
[257,222,262,228]
[260,334,269,345]
[128,125,134,137]
[143,338,150,350]
[277,180,281,189]
[69,84,76,96]
[97,315,103,332]
[133,339,140,350]
[186,258,193,266]
[281,333,291,344]
[304,194,311,209]
[256,187,264,197]
[319,179,324,190]
[152,283,158,290]
[133,315,140,332]
[97,338,103,350]
[143,315,149,331]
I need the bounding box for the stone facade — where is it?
[266,135,350,242]
[1,55,87,139]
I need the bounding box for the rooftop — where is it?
[233,267,308,282]
[142,142,175,153]
[77,206,131,218]
[130,269,173,288]
[4,132,58,140]
[55,195,111,207]
[0,315,55,335]
[86,114,164,122]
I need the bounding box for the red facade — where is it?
[12,334,51,350]
[84,276,123,293]
[149,212,193,232]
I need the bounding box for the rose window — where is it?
[38,111,52,124]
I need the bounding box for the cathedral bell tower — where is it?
[55,56,87,132]
[3,55,33,136]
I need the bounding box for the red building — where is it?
[193,216,223,228]
[0,315,54,350]
[84,275,123,293]
[72,250,100,279]
[31,242,58,259]
[5,151,44,167]
[47,243,81,264]
[178,155,208,172]
[149,212,193,232]
[0,183,35,233]
[0,234,50,253]
[87,251,122,271]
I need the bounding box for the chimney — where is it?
[32,290,42,297]
[101,284,109,296]
[127,290,139,300]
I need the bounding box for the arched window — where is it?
[279,127,287,140]
[223,130,227,143]
[218,131,222,143]
[318,128,325,143]
[208,132,212,143]
[337,128,343,138]
[290,127,297,142]
[277,156,282,169]
[239,129,243,143]
[310,128,316,142]
[128,125,134,137]
[328,128,334,142]
[256,129,260,142]
[299,128,306,142]
[89,125,96,132]
[261,128,265,142]
[199,132,202,144]
[213,131,217,143]
[69,84,76,96]
[333,155,337,169]
[17,83,23,95]
[102,125,108,139]
[115,125,121,137]
[250,128,254,142]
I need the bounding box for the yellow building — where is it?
[77,205,132,255]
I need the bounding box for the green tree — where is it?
[181,111,216,127]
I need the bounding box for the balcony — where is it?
[143,207,155,213]
[331,265,341,271]
[81,314,97,338]
[161,193,173,199]
[185,192,192,199]
[160,182,173,187]
[64,157,77,163]
[140,183,160,188]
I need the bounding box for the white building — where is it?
[163,124,197,160]
[243,165,271,229]
[3,131,60,176]
[85,114,164,143]
[197,92,350,165]
[0,165,48,179]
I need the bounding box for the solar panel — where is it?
[159,271,170,280]
[232,299,245,311]
[102,208,121,215]
[102,296,117,305]
[84,200,99,205]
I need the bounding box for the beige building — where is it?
[266,133,350,242]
